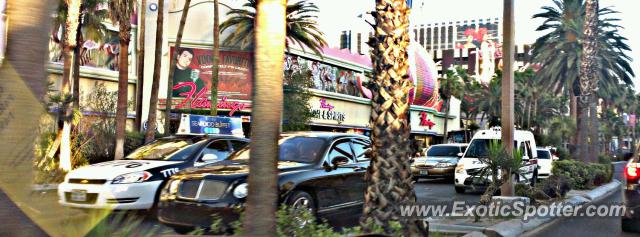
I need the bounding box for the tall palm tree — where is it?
[242,0,286,236]
[360,0,424,235]
[210,0,220,116]
[58,0,82,170]
[135,0,147,131]
[439,68,464,141]
[579,0,598,163]
[110,0,134,160]
[531,0,635,159]
[220,0,327,56]
[163,0,191,136]
[145,0,164,143]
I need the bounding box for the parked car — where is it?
[454,127,539,194]
[536,148,556,179]
[623,154,640,232]
[411,144,467,181]
[58,135,248,210]
[157,132,371,233]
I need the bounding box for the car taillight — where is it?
[626,164,638,179]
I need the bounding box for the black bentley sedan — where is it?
[157,132,371,233]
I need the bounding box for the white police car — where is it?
[58,115,248,210]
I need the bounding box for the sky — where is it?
[313,0,640,89]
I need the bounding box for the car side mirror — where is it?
[364,148,373,158]
[457,152,464,158]
[201,153,219,163]
[331,156,350,169]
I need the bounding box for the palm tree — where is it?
[145,0,164,143]
[360,0,425,235]
[163,0,192,136]
[220,0,327,56]
[476,76,502,127]
[439,68,464,141]
[134,0,147,131]
[242,0,286,235]
[210,0,220,116]
[57,0,82,170]
[579,0,598,163]
[109,0,134,160]
[531,0,635,160]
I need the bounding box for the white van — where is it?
[454,127,539,194]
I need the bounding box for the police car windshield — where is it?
[227,136,325,163]
[465,139,498,158]
[125,138,201,161]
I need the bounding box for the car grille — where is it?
[198,180,227,200]
[68,179,107,185]
[178,179,228,200]
[415,164,434,168]
[178,180,201,199]
[64,192,98,204]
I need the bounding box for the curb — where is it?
[458,179,623,237]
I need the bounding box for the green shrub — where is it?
[537,175,571,198]
[125,131,145,155]
[598,155,613,165]
[552,159,612,190]
[191,205,406,236]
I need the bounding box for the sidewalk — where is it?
[0,188,48,237]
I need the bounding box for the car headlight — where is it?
[233,183,248,199]
[435,162,453,168]
[112,171,152,184]
[169,180,181,194]
[455,164,465,173]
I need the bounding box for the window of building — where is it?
[440,26,446,46]
[433,28,439,50]
[357,33,362,55]
[447,26,454,49]
[419,28,425,47]
[340,31,351,50]
[426,28,432,49]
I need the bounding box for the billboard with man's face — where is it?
[168,46,253,102]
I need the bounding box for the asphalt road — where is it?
[5,178,639,236]
[415,177,480,205]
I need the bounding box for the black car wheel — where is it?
[455,186,465,194]
[173,226,194,235]
[286,191,316,225]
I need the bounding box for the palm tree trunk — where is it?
[209,0,220,116]
[59,0,82,170]
[589,95,599,162]
[114,22,131,160]
[163,0,191,136]
[579,0,599,163]
[570,93,578,147]
[501,0,515,196]
[134,0,147,132]
[145,0,163,143]
[443,98,450,142]
[72,13,82,111]
[242,0,285,236]
[361,0,425,235]
[578,97,589,161]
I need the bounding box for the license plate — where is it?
[420,170,429,175]
[71,190,87,202]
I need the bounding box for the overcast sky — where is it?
[313,0,640,89]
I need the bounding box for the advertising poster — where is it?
[177,114,244,137]
[169,46,253,101]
